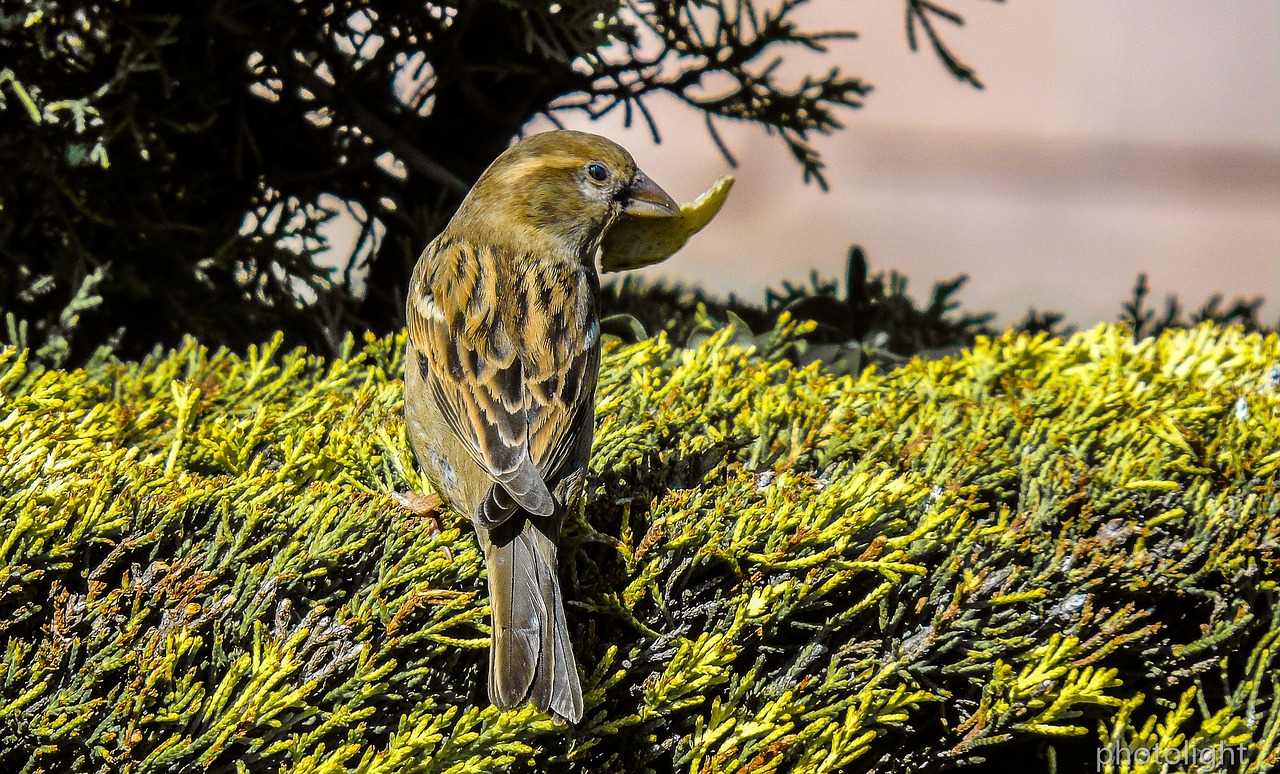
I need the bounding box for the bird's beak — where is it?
[623,170,679,218]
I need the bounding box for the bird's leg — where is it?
[394,491,442,514]
[392,492,453,559]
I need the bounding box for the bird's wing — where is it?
[514,255,600,483]
[407,237,598,521]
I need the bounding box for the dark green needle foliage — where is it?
[1,0,994,364]
[600,246,1278,378]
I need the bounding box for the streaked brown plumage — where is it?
[403,130,677,723]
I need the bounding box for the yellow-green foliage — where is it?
[0,322,1277,773]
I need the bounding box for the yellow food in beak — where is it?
[601,175,735,272]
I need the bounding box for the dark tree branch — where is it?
[288,57,469,195]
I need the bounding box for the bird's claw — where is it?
[392,492,453,560]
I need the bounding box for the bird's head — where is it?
[456,130,679,258]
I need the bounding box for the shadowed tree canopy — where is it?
[0,0,995,363]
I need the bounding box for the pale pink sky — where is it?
[531,1,1280,326]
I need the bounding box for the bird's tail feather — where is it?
[485,513,583,724]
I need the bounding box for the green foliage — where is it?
[1119,273,1275,340]
[2,1,988,362]
[601,247,995,377]
[2,321,1278,771]
[3,264,113,369]
[602,247,1279,378]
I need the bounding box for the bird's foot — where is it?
[392,492,453,559]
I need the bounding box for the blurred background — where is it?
[7,0,1278,363]
[531,0,1280,327]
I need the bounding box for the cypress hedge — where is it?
[1,321,1276,772]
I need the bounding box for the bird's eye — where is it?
[586,163,610,183]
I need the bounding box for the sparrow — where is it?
[403,130,679,723]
